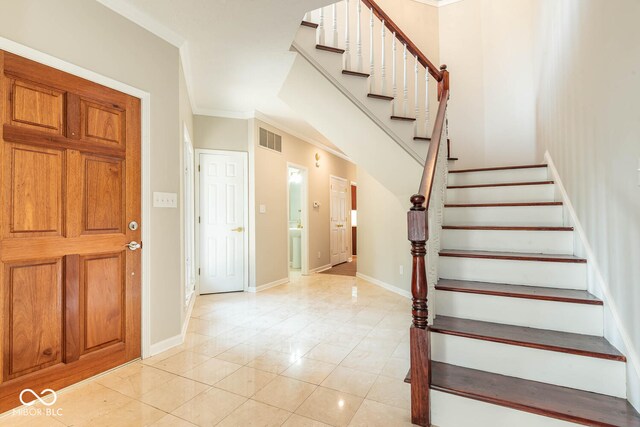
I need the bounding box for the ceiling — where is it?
[97,0,346,156]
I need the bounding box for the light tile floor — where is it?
[0,273,416,427]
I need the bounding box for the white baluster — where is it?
[380,20,386,95]
[425,69,430,136]
[318,7,325,45]
[344,0,351,70]
[369,7,375,92]
[304,12,310,22]
[332,4,338,47]
[403,43,408,117]
[356,0,362,72]
[392,33,397,115]
[414,55,419,133]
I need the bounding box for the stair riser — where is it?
[432,333,626,397]
[444,205,564,226]
[435,291,603,335]
[432,391,581,427]
[442,229,574,254]
[446,184,556,204]
[439,256,587,289]
[448,167,549,186]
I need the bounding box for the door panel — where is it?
[8,79,64,134]
[81,253,124,353]
[4,143,63,237]
[199,152,246,294]
[3,259,63,380]
[0,51,141,411]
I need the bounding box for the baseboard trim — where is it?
[545,150,640,411]
[309,263,332,274]
[356,272,411,299]
[248,277,290,293]
[147,293,195,358]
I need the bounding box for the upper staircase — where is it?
[284,1,640,426]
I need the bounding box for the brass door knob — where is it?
[231,227,244,232]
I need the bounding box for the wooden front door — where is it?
[0,51,141,411]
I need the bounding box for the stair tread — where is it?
[343,69,370,77]
[301,20,318,29]
[390,115,416,121]
[414,136,431,141]
[436,279,602,305]
[448,180,554,189]
[450,164,548,174]
[316,44,345,54]
[442,225,573,231]
[439,249,587,263]
[367,93,394,101]
[445,201,563,207]
[422,362,640,426]
[431,316,623,361]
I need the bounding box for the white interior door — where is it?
[199,152,246,294]
[330,176,349,266]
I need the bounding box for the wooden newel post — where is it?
[437,64,449,101]
[408,194,431,426]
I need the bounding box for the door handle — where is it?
[231,227,244,232]
[126,241,141,251]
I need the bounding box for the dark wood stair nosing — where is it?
[301,20,319,29]
[435,281,603,306]
[342,69,370,78]
[414,136,431,141]
[315,44,345,54]
[439,250,587,264]
[406,363,640,427]
[450,164,548,174]
[390,115,416,121]
[447,180,554,189]
[367,93,394,101]
[445,202,563,208]
[430,316,625,362]
[442,225,574,231]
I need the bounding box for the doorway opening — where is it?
[287,164,309,279]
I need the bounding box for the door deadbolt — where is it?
[129,221,139,231]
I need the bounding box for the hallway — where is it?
[2,274,414,426]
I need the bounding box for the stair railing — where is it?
[305,2,450,424]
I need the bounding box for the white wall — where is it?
[439,0,538,168]
[532,0,640,409]
[0,0,185,347]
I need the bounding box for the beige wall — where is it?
[193,115,249,152]
[439,0,538,168]
[0,0,184,346]
[532,0,640,407]
[356,168,411,294]
[253,120,356,286]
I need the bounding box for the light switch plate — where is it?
[259,204,267,214]
[153,192,177,208]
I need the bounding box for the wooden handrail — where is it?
[418,88,449,205]
[361,0,443,82]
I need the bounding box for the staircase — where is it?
[286,1,640,426]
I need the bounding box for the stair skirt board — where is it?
[431,390,581,427]
[431,333,626,397]
[443,205,565,226]
[446,183,556,204]
[441,228,574,254]
[435,291,603,336]
[447,167,550,187]
[439,256,587,290]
